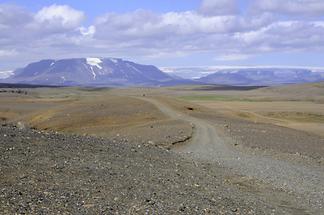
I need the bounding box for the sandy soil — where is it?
[191,101,324,137]
[172,82,324,138]
[0,89,193,148]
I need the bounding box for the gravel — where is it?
[143,97,324,214]
[0,124,301,214]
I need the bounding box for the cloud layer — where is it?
[252,0,324,16]
[1,0,324,68]
[199,0,238,16]
[35,4,85,29]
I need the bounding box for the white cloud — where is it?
[80,25,96,37]
[252,0,324,16]
[35,4,85,29]
[94,10,270,40]
[200,0,238,16]
[0,70,13,79]
[1,2,324,69]
[0,49,17,57]
[215,54,252,61]
[234,21,324,53]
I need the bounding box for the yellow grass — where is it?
[193,100,324,137]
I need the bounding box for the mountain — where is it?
[6,60,324,87]
[4,58,189,86]
[0,70,13,79]
[197,68,324,86]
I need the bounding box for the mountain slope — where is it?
[5,58,182,86]
[198,68,324,86]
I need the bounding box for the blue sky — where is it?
[1,0,324,69]
[8,0,201,14]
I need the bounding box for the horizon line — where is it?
[159,65,324,71]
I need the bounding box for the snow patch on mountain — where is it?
[90,67,96,79]
[86,58,102,69]
[0,70,14,79]
[110,58,118,64]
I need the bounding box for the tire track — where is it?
[140,96,324,213]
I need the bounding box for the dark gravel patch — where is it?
[0,124,296,214]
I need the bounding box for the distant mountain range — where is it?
[162,67,324,86]
[3,58,191,87]
[197,68,324,86]
[2,59,324,86]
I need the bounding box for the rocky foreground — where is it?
[0,124,308,214]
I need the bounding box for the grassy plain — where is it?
[177,83,324,137]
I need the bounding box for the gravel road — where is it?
[142,97,324,214]
[0,123,305,214]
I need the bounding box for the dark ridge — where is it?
[0,83,62,88]
[77,87,112,92]
[193,85,267,91]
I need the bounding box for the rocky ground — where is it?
[195,112,324,163]
[1,87,324,214]
[139,96,324,214]
[155,96,324,162]
[106,119,193,150]
[0,124,305,214]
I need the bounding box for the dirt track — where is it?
[1,123,306,214]
[140,96,324,213]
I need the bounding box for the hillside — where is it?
[193,68,324,86]
[4,58,188,86]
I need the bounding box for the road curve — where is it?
[139,96,324,212]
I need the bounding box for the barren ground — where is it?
[1,83,324,214]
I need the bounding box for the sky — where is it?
[1,0,324,70]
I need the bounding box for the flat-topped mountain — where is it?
[5,58,187,86]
